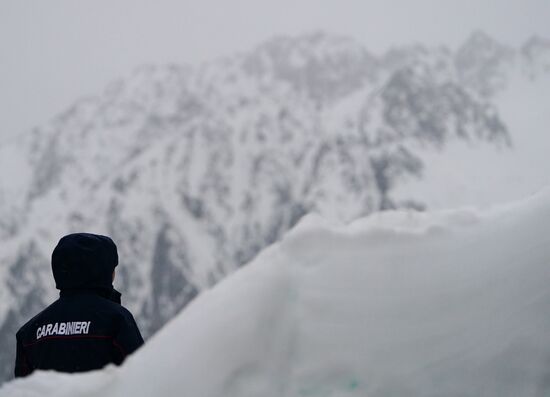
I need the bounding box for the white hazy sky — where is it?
[1,0,549,142]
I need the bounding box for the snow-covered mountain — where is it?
[0,31,549,383]
[2,188,549,397]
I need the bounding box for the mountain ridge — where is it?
[0,30,548,384]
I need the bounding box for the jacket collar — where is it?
[59,287,122,304]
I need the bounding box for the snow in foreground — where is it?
[1,189,550,397]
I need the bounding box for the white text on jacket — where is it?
[36,321,92,339]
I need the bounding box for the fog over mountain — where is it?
[0,30,549,383]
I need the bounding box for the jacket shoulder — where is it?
[111,303,139,326]
[16,300,59,339]
[80,295,138,328]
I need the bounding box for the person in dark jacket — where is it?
[14,233,144,378]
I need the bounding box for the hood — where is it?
[52,233,118,291]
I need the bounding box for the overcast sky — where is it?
[1,0,549,143]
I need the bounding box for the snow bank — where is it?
[2,188,550,397]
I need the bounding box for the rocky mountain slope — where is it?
[0,31,548,383]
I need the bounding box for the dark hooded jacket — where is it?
[14,233,144,378]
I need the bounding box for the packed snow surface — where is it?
[2,188,550,397]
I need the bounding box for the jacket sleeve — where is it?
[112,310,144,365]
[14,333,33,378]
